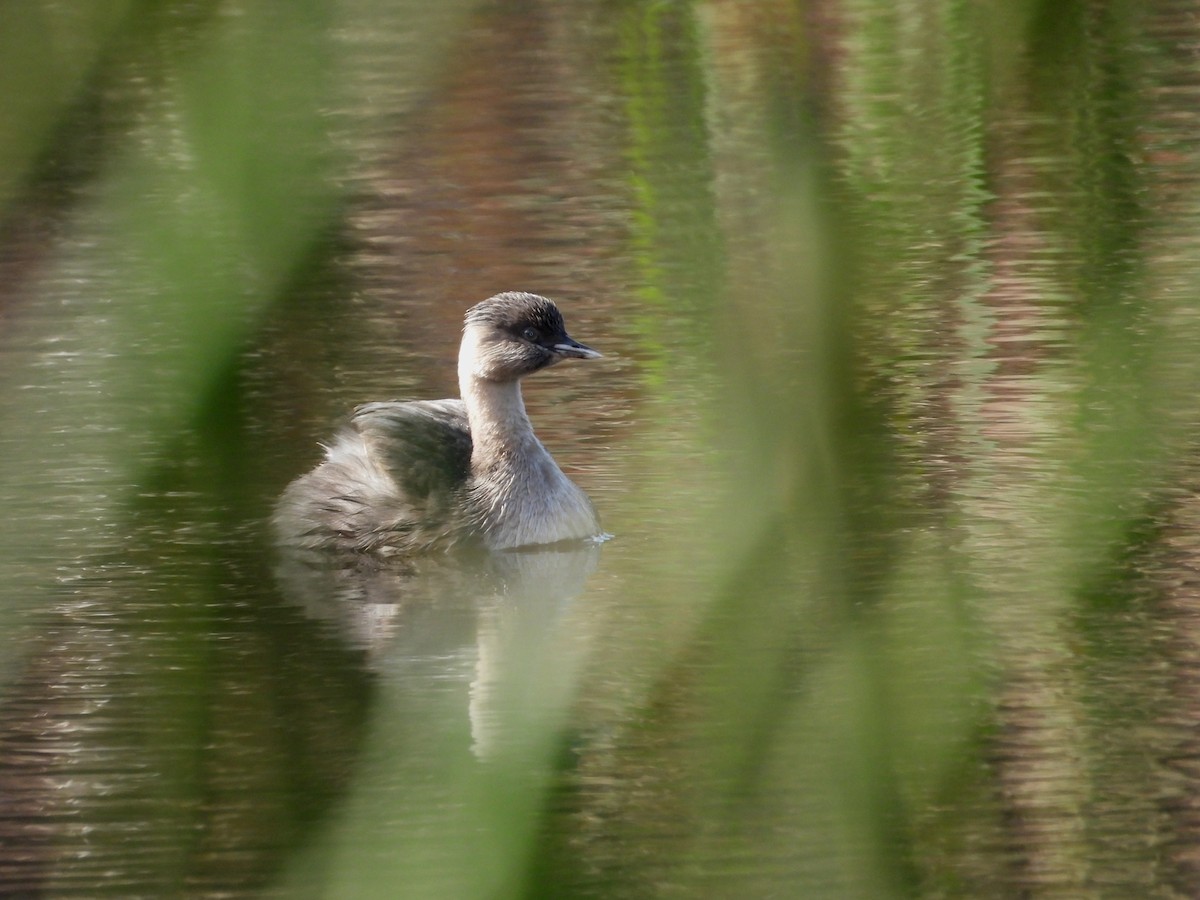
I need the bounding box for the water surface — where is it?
[2,2,1200,897]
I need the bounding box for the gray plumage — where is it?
[274,292,603,556]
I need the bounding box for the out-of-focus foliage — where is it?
[3,0,1200,897]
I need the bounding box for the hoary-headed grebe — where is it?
[274,292,603,555]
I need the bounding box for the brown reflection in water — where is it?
[1157,478,1200,895]
[358,13,619,308]
[1143,1,1200,893]
[956,1,1200,895]
[965,109,1090,897]
[0,570,371,897]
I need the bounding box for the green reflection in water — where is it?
[4,1,1200,898]
[616,0,722,382]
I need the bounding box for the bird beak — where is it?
[553,337,602,360]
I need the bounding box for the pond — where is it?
[2,1,1200,897]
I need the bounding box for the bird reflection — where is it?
[273,538,602,759]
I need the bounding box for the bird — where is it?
[273,291,604,556]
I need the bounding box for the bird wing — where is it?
[275,399,475,555]
[349,399,473,502]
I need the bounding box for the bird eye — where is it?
[522,327,539,341]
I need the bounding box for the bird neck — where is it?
[456,331,598,549]
[459,326,544,463]
[456,327,547,477]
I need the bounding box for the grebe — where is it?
[274,292,603,555]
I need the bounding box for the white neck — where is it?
[458,328,539,468]
[456,324,599,548]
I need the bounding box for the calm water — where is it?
[2,2,1200,897]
